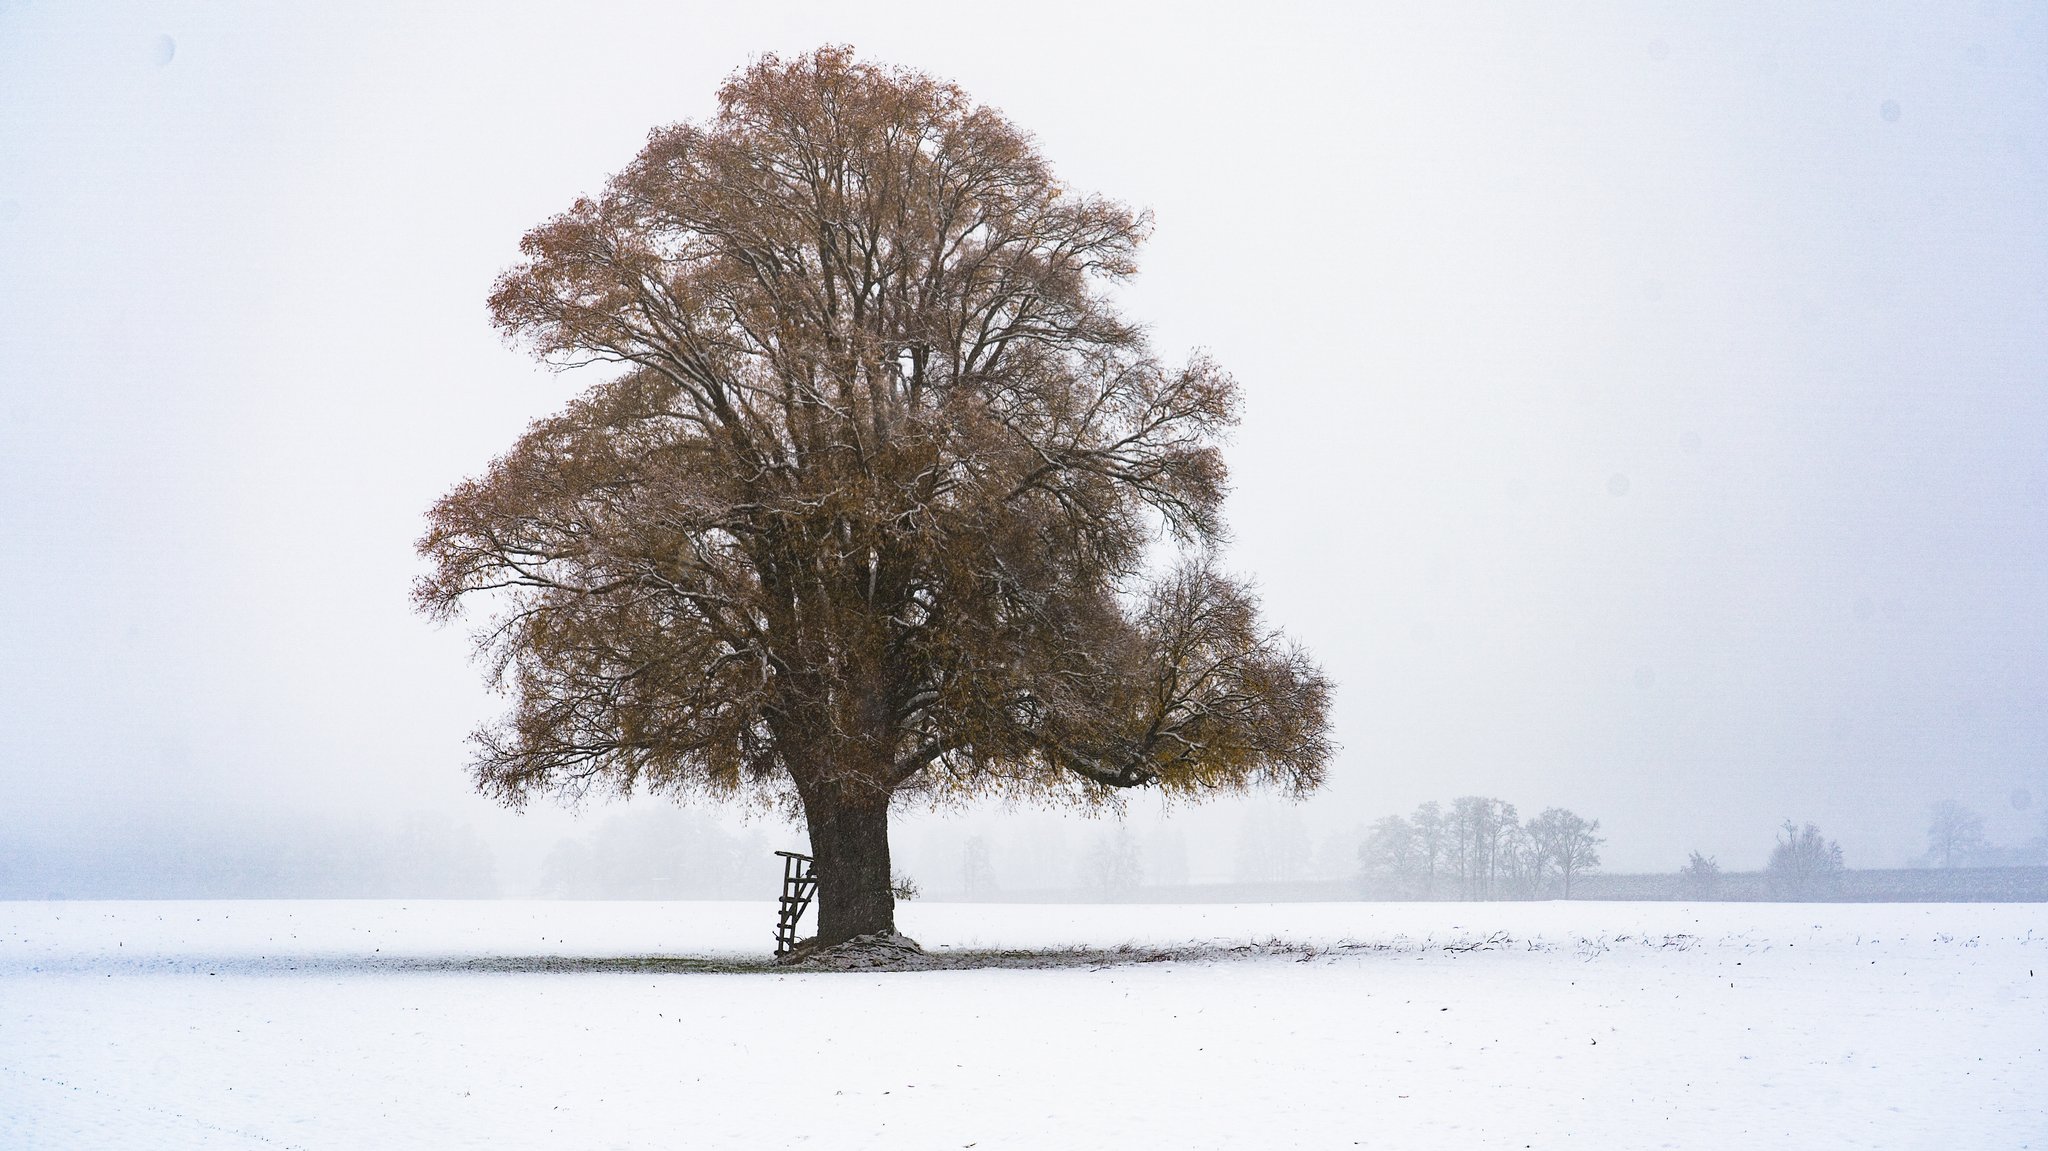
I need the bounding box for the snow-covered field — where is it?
[1,900,2039,1149]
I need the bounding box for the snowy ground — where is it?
[1,900,2040,1149]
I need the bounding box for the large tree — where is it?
[415,48,1333,948]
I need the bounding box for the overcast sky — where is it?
[2,0,2044,886]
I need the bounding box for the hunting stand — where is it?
[773,850,817,957]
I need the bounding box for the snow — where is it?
[2,899,2040,1148]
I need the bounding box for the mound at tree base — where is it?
[778,931,928,969]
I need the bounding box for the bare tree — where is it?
[1489,800,1523,896]
[1447,796,1514,899]
[1924,800,1987,868]
[1410,800,1446,898]
[1494,818,1542,899]
[1526,807,1602,898]
[414,48,1333,948]
[1443,797,1482,899]
[1085,825,1144,898]
[1358,814,1419,898]
[1766,821,1844,899]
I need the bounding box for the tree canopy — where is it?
[415,47,1333,947]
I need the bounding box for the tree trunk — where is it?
[801,788,897,946]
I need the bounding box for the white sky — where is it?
[1,0,2044,881]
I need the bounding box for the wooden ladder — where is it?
[773,850,817,957]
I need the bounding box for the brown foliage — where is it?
[416,47,1333,935]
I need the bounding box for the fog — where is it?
[2,1,2044,898]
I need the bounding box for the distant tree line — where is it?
[1670,801,2048,901]
[1358,798,1603,900]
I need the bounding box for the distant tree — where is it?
[1678,850,1721,900]
[413,48,1334,947]
[1358,814,1420,897]
[1495,817,1547,899]
[1924,801,1987,868]
[1488,800,1523,896]
[1766,821,1844,899]
[1410,801,1446,897]
[1526,808,1603,898]
[1085,825,1145,897]
[960,835,997,897]
[1446,796,1498,899]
